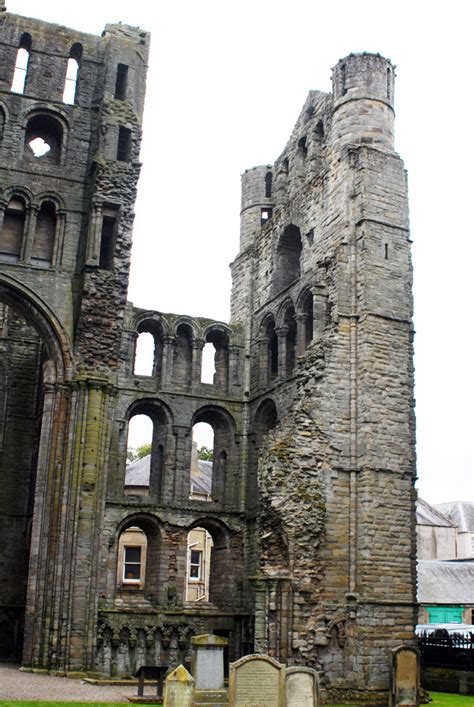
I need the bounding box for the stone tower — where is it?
[0,5,416,701]
[231,52,416,700]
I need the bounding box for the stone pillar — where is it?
[172,424,191,502]
[295,314,308,356]
[228,344,240,390]
[191,338,204,389]
[276,326,288,379]
[161,335,175,387]
[21,204,38,262]
[86,202,103,264]
[258,337,269,388]
[0,200,6,233]
[312,285,326,343]
[52,209,66,268]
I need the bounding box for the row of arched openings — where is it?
[115,517,232,607]
[134,322,231,391]
[11,33,129,106]
[260,290,314,385]
[0,195,60,267]
[124,405,234,505]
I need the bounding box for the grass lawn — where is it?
[0,703,159,707]
[1,695,473,706]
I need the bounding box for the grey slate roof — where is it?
[125,455,150,486]
[417,498,454,527]
[125,455,212,494]
[417,560,474,604]
[434,502,474,533]
[191,459,212,495]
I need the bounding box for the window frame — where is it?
[122,544,143,584]
[189,548,203,581]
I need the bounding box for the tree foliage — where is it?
[127,443,152,462]
[197,445,213,461]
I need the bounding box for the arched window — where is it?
[24,114,63,164]
[265,171,273,198]
[11,33,31,94]
[185,520,239,609]
[115,517,161,599]
[190,421,213,501]
[0,197,26,262]
[125,414,153,496]
[201,329,229,390]
[284,305,297,377]
[266,318,278,382]
[174,323,193,388]
[32,201,56,267]
[185,527,213,602]
[189,408,235,505]
[301,291,314,349]
[254,398,278,443]
[274,224,302,292]
[133,320,164,380]
[134,332,154,376]
[62,43,82,104]
[124,404,169,499]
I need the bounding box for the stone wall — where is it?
[1,10,416,700]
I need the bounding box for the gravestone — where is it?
[389,645,420,707]
[229,654,285,707]
[285,666,319,706]
[163,664,194,707]
[191,633,228,690]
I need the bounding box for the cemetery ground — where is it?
[0,694,472,706]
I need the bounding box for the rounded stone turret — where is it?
[239,165,274,250]
[331,53,395,153]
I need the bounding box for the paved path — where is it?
[0,664,141,702]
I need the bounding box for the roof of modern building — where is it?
[417,559,474,604]
[417,498,455,527]
[434,502,474,533]
[125,454,212,494]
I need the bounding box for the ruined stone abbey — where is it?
[0,5,417,703]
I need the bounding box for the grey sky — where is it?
[10,0,473,503]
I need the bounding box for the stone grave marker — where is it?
[285,666,319,706]
[389,645,420,707]
[163,664,194,707]
[191,633,228,690]
[229,654,285,707]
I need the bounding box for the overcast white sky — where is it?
[11,0,473,504]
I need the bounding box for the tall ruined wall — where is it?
[232,52,416,702]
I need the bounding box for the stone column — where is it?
[0,200,6,233]
[172,424,191,502]
[191,338,204,390]
[85,202,103,264]
[295,314,308,356]
[21,203,38,262]
[276,326,288,379]
[228,344,240,389]
[312,285,327,343]
[52,209,66,268]
[161,335,175,387]
[258,337,269,388]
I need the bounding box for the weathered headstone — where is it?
[389,645,420,707]
[191,633,228,690]
[163,664,194,707]
[285,666,319,706]
[229,654,285,707]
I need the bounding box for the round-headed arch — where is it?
[0,274,73,381]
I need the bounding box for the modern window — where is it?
[189,549,202,580]
[123,545,142,583]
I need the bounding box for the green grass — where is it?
[428,694,474,706]
[0,703,160,707]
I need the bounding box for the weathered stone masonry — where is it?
[0,5,416,702]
